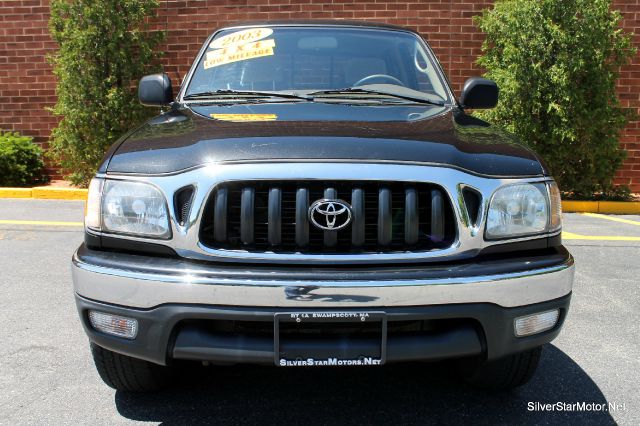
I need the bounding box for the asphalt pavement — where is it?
[0,199,638,425]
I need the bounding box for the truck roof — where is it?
[216,20,417,35]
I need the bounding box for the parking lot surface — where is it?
[0,199,638,425]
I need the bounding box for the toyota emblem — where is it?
[308,199,352,231]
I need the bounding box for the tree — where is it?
[474,0,636,199]
[48,0,164,186]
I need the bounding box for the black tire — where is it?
[90,343,173,392]
[459,346,543,391]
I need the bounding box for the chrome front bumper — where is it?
[72,245,574,309]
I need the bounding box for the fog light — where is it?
[89,311,138,339]
[514,309,559,337]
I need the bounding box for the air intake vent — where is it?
[462,187,482,227]
[200,181,456,254]
[174,186,195,226]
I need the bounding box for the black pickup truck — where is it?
[73,21,573,392]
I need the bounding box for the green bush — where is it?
[48,0,164,186]
[0,132,45,187]
[474,0,636,199]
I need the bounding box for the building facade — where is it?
[1,0,639,190]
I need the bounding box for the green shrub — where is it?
[474,0,636,199]
[0,132,45,187]
[48,0,164,186]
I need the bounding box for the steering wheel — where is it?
[353,74,405,87]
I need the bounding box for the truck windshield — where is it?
[184,27,450,103]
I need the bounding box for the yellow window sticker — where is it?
[209,28,274,50]
[204,39,275,69]
[211,113,277,122]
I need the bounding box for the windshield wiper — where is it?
[183,87,445,105]
[307,85,445,106]
[183,89,311,101]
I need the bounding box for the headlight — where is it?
[486,182,559,240]
[102,180,171,238]
[85,179,171,239]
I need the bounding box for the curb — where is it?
[0,188,33,198]
[562,200,640,214]
[0,187,639,213]
[0,187,88,200]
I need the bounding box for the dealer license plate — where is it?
[274,312,387,367]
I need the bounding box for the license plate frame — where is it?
[274,311,387,367]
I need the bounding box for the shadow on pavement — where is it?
[115,344,614,425]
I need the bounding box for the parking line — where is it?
[562,231,640,241]
[0,219,83,227]
[582,213,640,226]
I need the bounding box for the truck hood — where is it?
[103,103,546,177]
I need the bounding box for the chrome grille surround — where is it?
[92,161,559,265]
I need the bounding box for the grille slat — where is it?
[323,188,338,248]
[268,188,281,246]
[213,188,227,243]
[200,181,455,254]
[404,188,419,245]
[377,188,392,246]
[431,189,444,243]
[295,188,309,247]
[351,188,365,247]
[240,188,254,245]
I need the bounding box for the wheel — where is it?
[458,346,542,390]
[90,343,174,392]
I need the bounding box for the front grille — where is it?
[199,181,456,254]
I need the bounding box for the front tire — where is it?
[90,343,173,392]
[459,346,542,390]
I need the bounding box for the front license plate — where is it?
[274,312,387,367]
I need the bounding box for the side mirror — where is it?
[138,73,173,106]
[459,77,498,109]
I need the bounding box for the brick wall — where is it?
[0,0,58,174]
[614,1,640,189]
[0,0,639,190]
